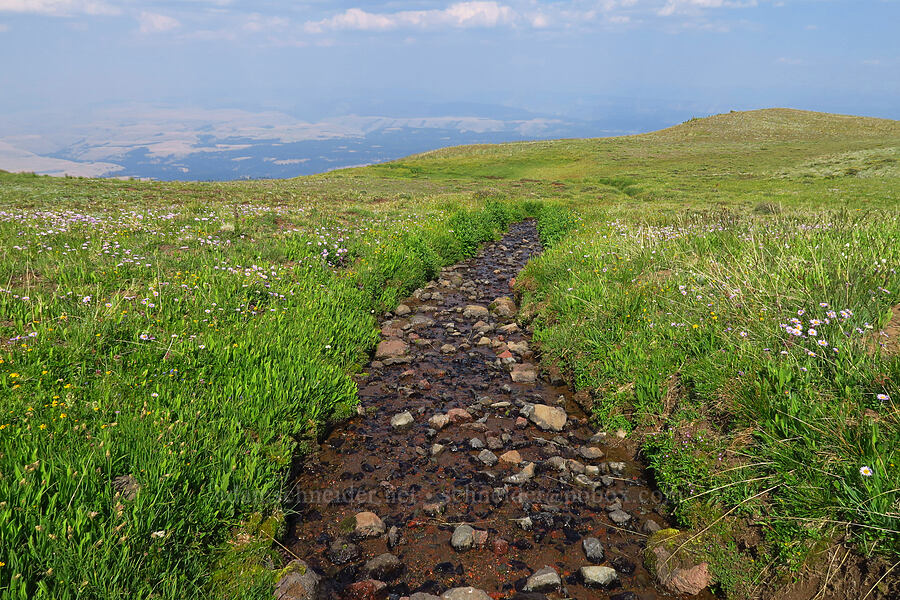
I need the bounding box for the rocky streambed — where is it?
[278,221,714,600]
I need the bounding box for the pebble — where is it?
[582,537,605,562]
[363,553,403,580]
[529,404,567,431]
[523,566,561,592]
[579,446,605,460]
[581,565,618,588]
[469,437,485,450]
[431,444,445,457]
[498,450,522,465]
[390,411,414,430]
[503,461,535,484]
[328,537,361,565]
[353,512,385,538]
[451,524,475,551]
[441,588,492,600]
[478,449,498,466]
[609,509,632,525]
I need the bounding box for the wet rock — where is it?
[645,529,713,596]
[529,404,567,431]
[441,344,456,354]
[510,365,538,384]
[546,456,567,471]
[490,297,517,317]
[411,594,441,600]
[391,411,414,430]
[363,553,403,581]
[344,580,388,600]
[473,529,489,548]
[353,512,385,539]
[387,526,401,549]
[507,341,529,355]
[585,465,600,477]
[451,525,475,551]
[441,588,492,600]
[463,305,490,319]
[515,417,528,429]
[607,461,627,475]
[275,559,321,600]
[578,447,605,461]
[498,450,522,465]
[566,459,585,474]
[643,519,662,534]
[410,315,435,328]
[478,449,498,466]
[490,486,507,506]
[609,509,632,526]
[486,435,504,450]
[477,337,492,346]
[514,516,533,531]
[582,537,605,563]
[394,304,411,316]
[498,323,519,334]
[423,500,446,516]
[503,462,535,484]
[493,537,510,555]
[429,414,450,430]
[375,339,408,360]
[328,537,361,565]
[581,566,618,588]
[524,566,561,592]
[447,408,473,424]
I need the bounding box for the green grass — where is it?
[1,108,898,598]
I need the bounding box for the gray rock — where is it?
[579,447,605,461]
[391,411,414,430]
[411,594,441,600]
[478,449,498,466]
[503,461,535,484]
[514,516,533,530]
[387,525,401,548]
[441,588,492,600]
[363,552,403,580]
[469,437,485,450]
[275,559,320,600]
[581,565,618,588]
[582,537,605,562]
[609,509,632,525]
[451,524,475,551]
[524,566,561,592]
[463,305,490,319]
[431,443,445,457]
[394,304,411,316]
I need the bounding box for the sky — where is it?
[0,1,898,178]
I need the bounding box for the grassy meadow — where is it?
[1,108,898,598]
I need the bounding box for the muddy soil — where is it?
[283,221,711,600]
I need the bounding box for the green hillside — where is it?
[1,109,898,599]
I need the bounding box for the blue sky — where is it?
[0,0,897,121]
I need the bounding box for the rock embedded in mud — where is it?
[375,339,408,360]
[609,509,632,526]
[578,447,604,461]
[498,450,522,465]
[394,304,411,316]
[582,537,605,562]
[490,296,517,317]
[344,580,388,600]
[478,449,498,466]
[429,414,450,430]
[451,524,475,551]
[411,594,441,600]
[529,404,567,432]
[463,305,490,319]
[643,519,661,534]
[274,559,321,600]
[391,411,414,430]
[510,364,538,383]
[441,343,456,354]
[431,444,445,457]
[363,553,404,580]
[441,587,492,600]
[353,512,385,538]
[581,566,618,588]
[503,461,535,484]
[328,537,361,565]
[446,408,473,424]
[645,529,713,596]
[469,437,485,450]
[524,566,562,592]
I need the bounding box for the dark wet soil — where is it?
[283,221,712,600]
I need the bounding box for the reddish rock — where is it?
[499,450,522,465]
[492,537,510,556]
[417,379,432,390]
[344,580,388,600]
[515,417,528,429]
[375,339,408,360]
[497,350,513,359]
[473,529,489,548]
[447,408,473,424]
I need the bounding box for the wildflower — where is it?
[817,339,828,347]
[877,393,890,402]
[807,328,817,337]
[859,466,873,477]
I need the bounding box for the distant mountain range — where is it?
[0,103,687,180]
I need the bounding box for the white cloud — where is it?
[658,0,756,17]
[304,1,517,33]
[139,11,179,34]
[0,0,119,16]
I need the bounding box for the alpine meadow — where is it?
[1,109,898,600]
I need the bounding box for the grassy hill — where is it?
[0,109,898,599]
